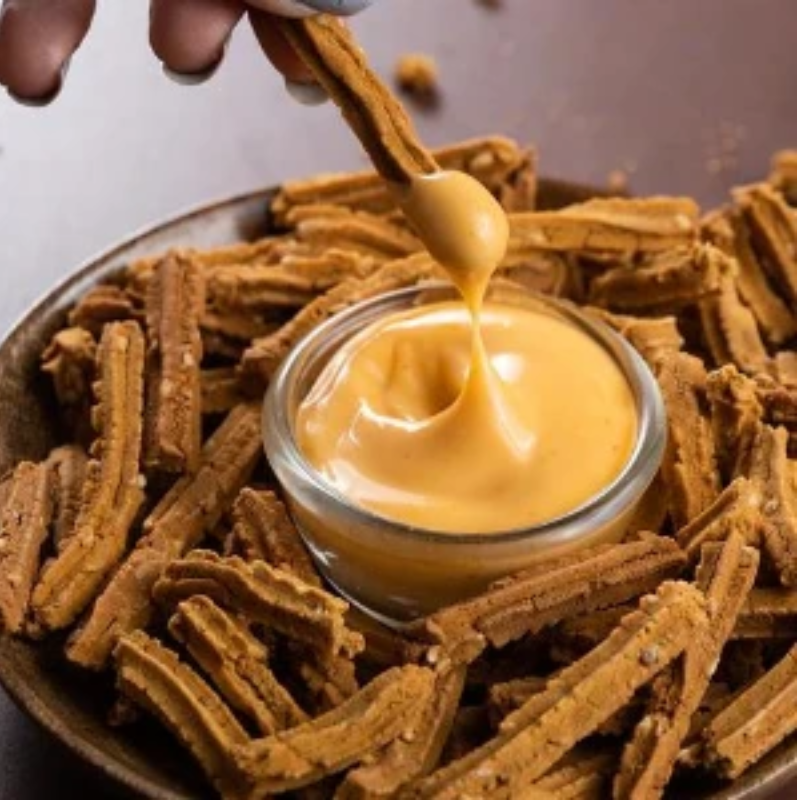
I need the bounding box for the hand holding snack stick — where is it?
[0,0,373,105]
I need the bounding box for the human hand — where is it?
[0,0,372,106]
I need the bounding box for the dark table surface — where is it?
[0,1,796,798]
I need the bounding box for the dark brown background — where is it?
[0,1,795,797]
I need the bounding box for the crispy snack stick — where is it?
[703,210,795,345]
[734,183,797,304]
[231,665,436,796]
[168,595,308,735]
[210,269,319,311]
[746,424,797,586]
[768,149,797,205]
[732,587,797,639]
[295,214,422,259]
[549,606,632,658]
[144,253,205,474]
[41,326,97,441]
[207,252,379,314]
[279,15,437,184]
[126,237,296,293]
[229,488,320,587]
[346,606,425,670]
[410,535,685,665]
[495,251,577,299]
[45,445,88,552]
[755,371,797,449]
[114,631,250,798]
[0,462,52,633]
[282,204,354,225]
[406,582,708,799]
[200,368,245,415]
[201,309,282,356]
[613,535,759,799]
[271,137,535,223]
[507,196,699,255]
[583,308,683,371]
[707,365,764,481]
[241,253,438,386]
[336,666,466,799]
[521,752,616,800]
[487,676,549,723]
[588,244,731,313]
[655,352,721,528]
[67,403,262,669]
[692,644,797,780]
[674,477,761,557]
[489,665,641,739]
[32,322,146,632]
[699,277,771,375]
[291,646,360,713]
[67,283,139,336]
[153,551,363,661]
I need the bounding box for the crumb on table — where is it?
[394,53,439,99]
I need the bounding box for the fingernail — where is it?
[284,78,328,106]
[162,37,229,86]
[298,0,374,16]
[6,58,70,108]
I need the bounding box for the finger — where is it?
[247,8,313,83]
[150,0,244,78]
[0,0,96,100]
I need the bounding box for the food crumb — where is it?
[607,169,629,194]
[395,53,439,106]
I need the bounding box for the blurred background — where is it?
[0,1,796,798]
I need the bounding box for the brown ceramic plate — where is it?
[0,185,795,800]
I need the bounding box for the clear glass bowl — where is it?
[263,284,666,624]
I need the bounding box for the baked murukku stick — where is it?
[745,423,797,586]
[232,665,436,796]
[44,444,87,552]
[699,276,771,375]
[674,477,761,557]
[522,752,616,800]
[706,365,764,481]
[507,196,699,255]
[613,534,759,799]
[229,488,320,586]
[294,214,422,259]
[154,550,363,661]
[336,666,466,799]
[32,322,145,632]
[588,243,730,313]
[168,595,308,735]
[410,535,685,665]
[734,183,797,304]
[114,631,250,798]
[732,587,797,640]
[278,15,438,184]
[0,462,52,633]
[200,367,245,415]
[704,209,795,345]
[768,149,797,204]
[144,252,205,474]
[692,644,797,780]
[655,351,720,528]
